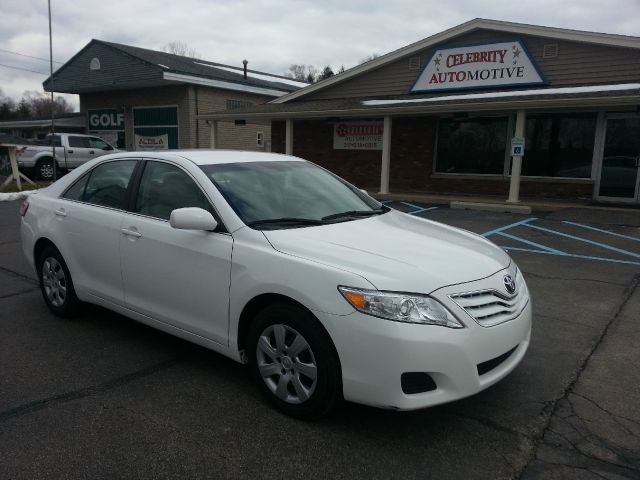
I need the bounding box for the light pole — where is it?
[48,0,56,181]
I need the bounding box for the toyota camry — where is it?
[21,151,531,419]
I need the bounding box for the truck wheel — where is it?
[35,158,56,181]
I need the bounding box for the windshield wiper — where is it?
[246,217,324,229]
[321,208,386,222]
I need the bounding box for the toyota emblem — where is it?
[503,275,516,294]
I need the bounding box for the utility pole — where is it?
[48,0,56,181]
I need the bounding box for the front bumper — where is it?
[318,267,532,410]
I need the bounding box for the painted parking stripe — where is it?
[496,231,566,255]
[408,206,439,215]
[397,201,438,214]
[501,246,640,266]
[380,201,438,214]
[562,221,640,243]
[526,223,640,259]
[481,217,537,237]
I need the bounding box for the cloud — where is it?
[1,0,638,110]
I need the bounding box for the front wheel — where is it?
[247,303,342,419]
[37,246,81,317]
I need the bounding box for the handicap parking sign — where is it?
[510,137,525,157]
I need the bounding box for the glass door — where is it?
[596,116,640,202]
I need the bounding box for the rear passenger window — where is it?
[83,160,136,209]
[135,162,210,220]
[68,136,91,148]
[62,173,90,201]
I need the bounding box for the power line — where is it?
[0,63,47,75]
[0,48,64,64]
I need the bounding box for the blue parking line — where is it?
[381,201,438,214]
[562,221,640,243]
[481,217,537,237]
[501,245,640,266]
[407,206,439,215]
[496,231,566,255]
[526,223,640,259]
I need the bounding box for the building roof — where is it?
[198,83,640,120]
[44,40,307,97]
[271,18,640,104]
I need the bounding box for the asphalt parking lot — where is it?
[1,198,639,479]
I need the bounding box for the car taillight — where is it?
[19,200,29,217]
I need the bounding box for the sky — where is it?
[0,0,639,111]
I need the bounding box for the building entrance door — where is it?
[596,115,640,203]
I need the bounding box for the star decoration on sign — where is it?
[433,53,443,71]
[512,45,521,65]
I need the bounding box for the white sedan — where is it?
[20,151,531,418]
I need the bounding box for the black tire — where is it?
[247,303,342,420]
[37,246,81,317]
[35,158,56,181]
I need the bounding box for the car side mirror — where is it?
[169,207,218,231]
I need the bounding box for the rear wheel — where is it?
[247,303,341,419]
[37,246,80,317]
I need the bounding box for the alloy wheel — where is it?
[42,257,67,307]
[256,324,318,404]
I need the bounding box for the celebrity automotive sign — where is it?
[333,122,384,150]
[411,41,544,93]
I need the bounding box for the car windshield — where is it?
[200,160,386,229]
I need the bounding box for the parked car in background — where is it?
[16,133,118,180]
[20,151,531,419]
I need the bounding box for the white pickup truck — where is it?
[16,133,118,180]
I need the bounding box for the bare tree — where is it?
[285,64,321,83]
[359,53,380,64]
[163,41,201,59]
[17,91,73,119]
[0,88,17,120]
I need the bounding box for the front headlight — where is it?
[338,286,464,328]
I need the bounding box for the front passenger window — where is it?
[83,160,136,209]
[135,162,211,220]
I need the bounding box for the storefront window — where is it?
[436,117,508,174]
[523,113,596,178]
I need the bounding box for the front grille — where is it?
[477,345,518,376]
[449,284,528,327]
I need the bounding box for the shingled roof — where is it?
[44,39,307,96]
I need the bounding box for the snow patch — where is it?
[158,64,170,69]
[0,190,38,202]
[362,83,640,106]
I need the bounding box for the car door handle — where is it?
[121,228,142,238]
[67,149,74,154]
[54,209,67,217]
[89,150,95,154]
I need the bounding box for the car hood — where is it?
[261,210,511,293]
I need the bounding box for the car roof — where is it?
[100,150,304,166]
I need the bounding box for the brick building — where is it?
[200,19,640,205]
[43,40,306,152]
